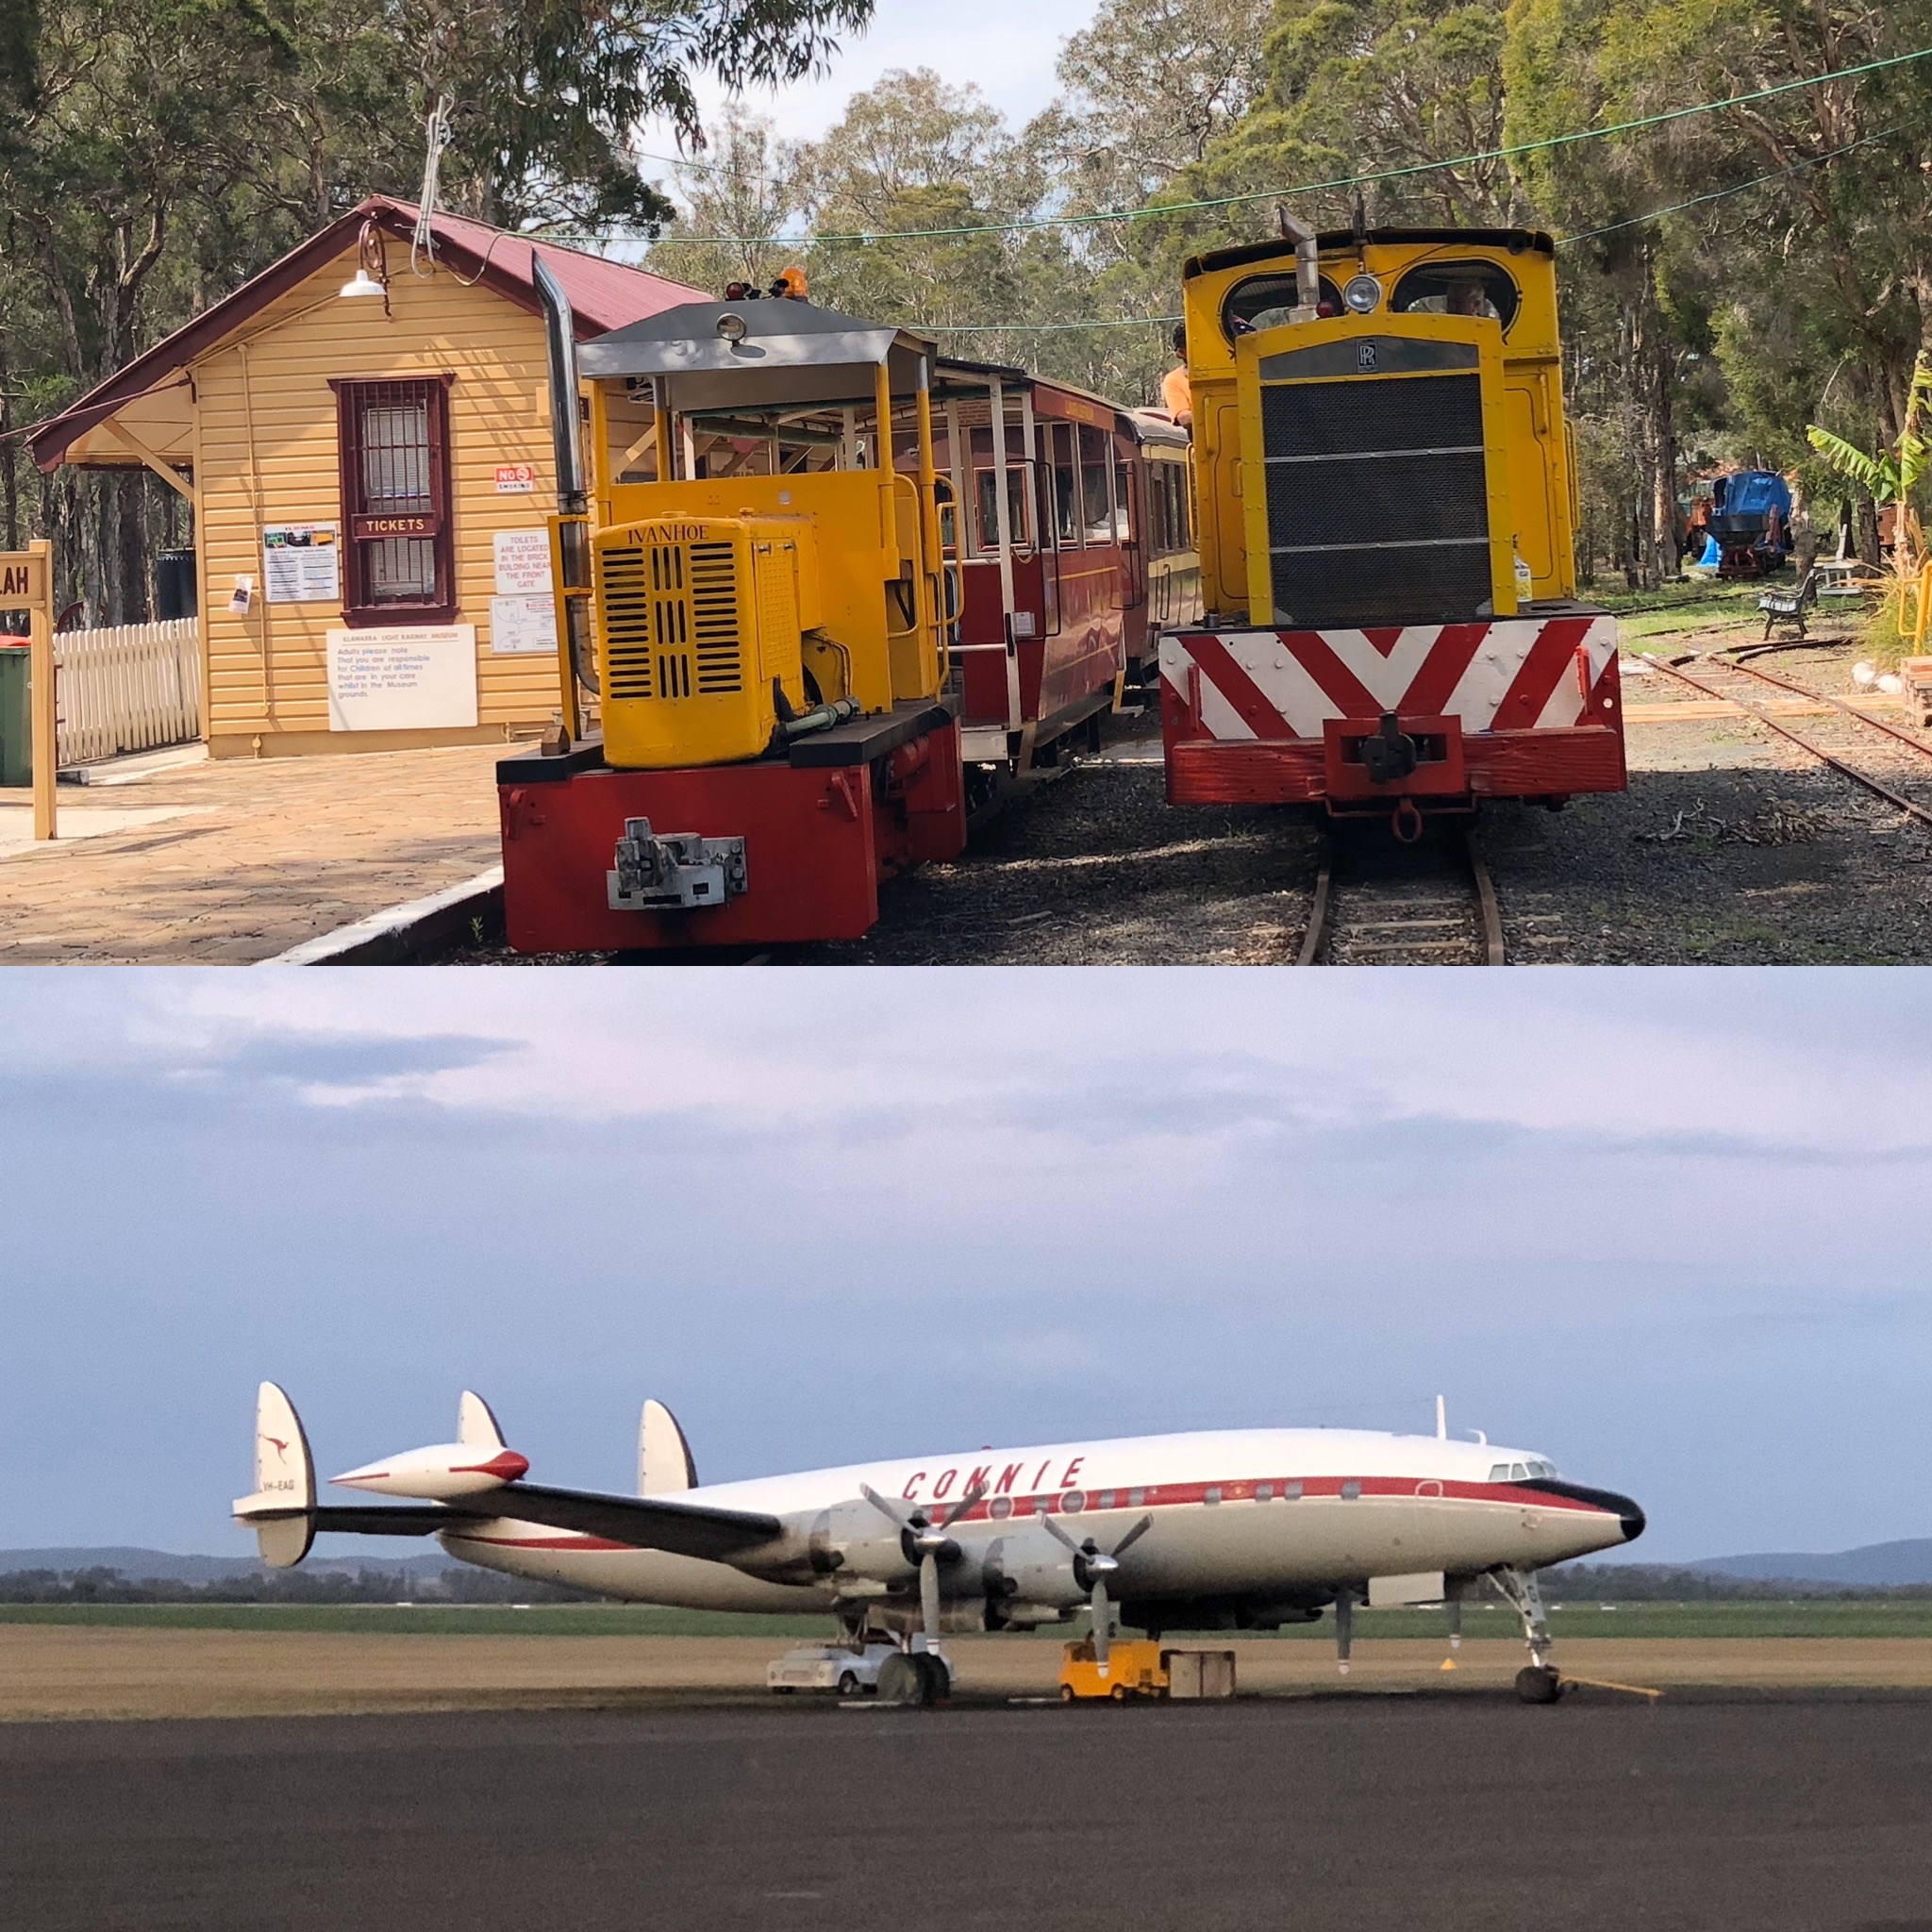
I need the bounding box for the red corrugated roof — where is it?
[31,195,708,472]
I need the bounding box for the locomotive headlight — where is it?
[1342,274,1382,316]
[716,311,749,343]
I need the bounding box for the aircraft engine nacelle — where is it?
[981,1530,1083,1620]
[811,1498,918,1585]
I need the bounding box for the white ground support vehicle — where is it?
[767,1639,903,1696]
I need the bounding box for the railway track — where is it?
[1650,653,1932,831]
[1297,826,1506,966]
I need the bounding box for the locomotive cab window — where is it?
[333,375,456,624]
[1389,260,1521,332]
[1221,271,1345,341]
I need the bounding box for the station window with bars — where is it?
[332,375,457,624]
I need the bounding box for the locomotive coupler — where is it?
[1359,710,1420,786]
[608,817,749,912]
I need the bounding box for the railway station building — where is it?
[30,197,707,760]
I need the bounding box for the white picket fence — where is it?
[55,618,203,766]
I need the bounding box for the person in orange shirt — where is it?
[1160,325,1192,426]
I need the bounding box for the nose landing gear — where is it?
[1489,1566,1565,1704]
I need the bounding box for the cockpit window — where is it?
[1221,271,1345,342]
[1488,1464,1509,1482]
[1508,1461,1529,1481]
[1389,259,1521,332]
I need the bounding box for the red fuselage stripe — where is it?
[443,1477,1612,1552]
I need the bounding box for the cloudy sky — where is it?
[637,0,1099,162]
[1,970,1924,1566]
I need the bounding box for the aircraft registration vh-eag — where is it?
[234,1384,1645,1705]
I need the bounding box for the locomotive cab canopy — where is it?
[1178,227,1578,630]
[545,273,950,771]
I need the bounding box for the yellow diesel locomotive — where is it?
[1161,222,1624,832]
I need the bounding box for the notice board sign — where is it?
[262,523,341,603]
[490,595,558,656]
[325,624,477,732]
[492,528,554,594]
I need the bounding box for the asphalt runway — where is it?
[6,1696,1930,1931]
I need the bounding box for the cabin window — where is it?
[1389,260,1521,333]
[1341,1479,1361,1501]
[989,1495,1012,1521]
[1062,1491,1087,1514]
[1221,270,1346,341]
[1284,1480,1303,1500]
[1256,1483,1273,1502]
[1127,1487,1146,1507]
[1096,1490,1115,1510]
[1203,1486,1223,1505]
[334,375,456,624]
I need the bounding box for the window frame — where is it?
[331,373,458,626]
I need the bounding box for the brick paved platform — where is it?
[0,746,504,963]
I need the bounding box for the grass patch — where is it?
[0,1603,833,1638]
[7,1602,1932,1641]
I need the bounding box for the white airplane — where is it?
[234,1384,1644,1704]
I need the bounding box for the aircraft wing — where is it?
[435,1483,783,1561]
[306,1488,782,1559]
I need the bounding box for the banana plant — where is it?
[1807,353,1931,584]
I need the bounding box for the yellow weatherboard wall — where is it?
[1181,230,1578,626]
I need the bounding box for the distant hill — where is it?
[1683,1539,1932,1587]
[0,1546,454,1583]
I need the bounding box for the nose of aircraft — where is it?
[1610,1491,1646,1542]
[1533,1477,1646,1545]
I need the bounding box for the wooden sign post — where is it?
[0,541,55,839]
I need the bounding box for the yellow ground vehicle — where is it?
[498,262,966,950]
[1159,221,1624,827]
[1059,1638,1170,1701]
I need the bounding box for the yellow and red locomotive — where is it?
[1161,222,1624,834]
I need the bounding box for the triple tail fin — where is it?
[638,1398,699,1495]
[232,1381,317,1569]
[458,1390,508,1450]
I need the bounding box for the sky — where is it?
[634,0,1099,166]
[0,970,1926,1567]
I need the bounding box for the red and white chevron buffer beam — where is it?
[1159,615,1626,812]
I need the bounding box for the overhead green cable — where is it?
[917,129,1890,335]
[1558,125,1896,242]
[921,315,1183,332]
[552,40,1932,250]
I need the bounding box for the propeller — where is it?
[1041,1508,1153,1670]
[860,1481,987,1650]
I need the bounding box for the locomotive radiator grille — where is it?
[1261,373,1492,627]
[598,546,655,699]
[688,541,743,694]
[599,538,746,702]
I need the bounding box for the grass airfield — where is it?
[7,1600,1932,1721]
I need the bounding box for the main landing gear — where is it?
[875,1645,950,1707]
[1490,1566,1564,1704]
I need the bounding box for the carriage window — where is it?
[1079,425,1113,542]
[1113,450,1132,540]
[1389,259,1521,331]
[974,466,1029,554]
[1049,424,1080,544]
[1221,271,1346,341]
